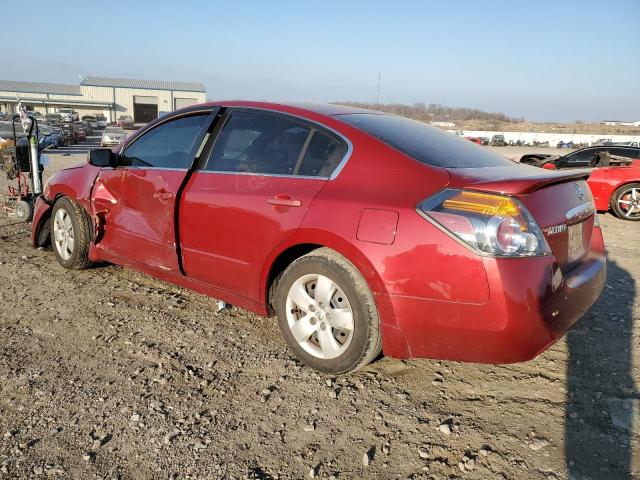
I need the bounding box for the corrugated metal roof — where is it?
[81,76,206,93]
[0,80,82,96]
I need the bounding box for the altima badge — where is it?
[546,224,568,235]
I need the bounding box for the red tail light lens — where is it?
[419,189,551,257]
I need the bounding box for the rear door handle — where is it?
[154,191,174,201]
[268,195,302,207]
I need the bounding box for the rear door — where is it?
[179,109,348,300]
[92,111,213,272]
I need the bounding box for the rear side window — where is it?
[120,114,208,169]
[205,111,347,177]
[207,112,310,175]
[298,131,347,177]
[337,113,513,168]
[611,147,640,159]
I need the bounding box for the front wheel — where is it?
[275,248,382,374]
[50,197,93,269]
[611,183,640,221]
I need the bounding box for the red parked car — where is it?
[520,146,640,221]
[31,102,606,373]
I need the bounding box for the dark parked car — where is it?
[45,113,62,124]
[520,146,640,169]
[50,126,69,147]
[116,115,134,129]
[59,123,75,145]
[70,122,86,142]
[490,134,507,146]
[31,102,605,373]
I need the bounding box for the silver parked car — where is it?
[96,114,108,129]
[100,126,126,146]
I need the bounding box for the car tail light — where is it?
[419,189,551,257]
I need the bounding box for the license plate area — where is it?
[567,222,585,263]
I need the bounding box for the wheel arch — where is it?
[609,180,640,208]
[260,230,390,315]
[36,193,94,247]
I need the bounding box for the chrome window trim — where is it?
[200,106,353,181]
[194,170,328,180]
[115,166,189,172]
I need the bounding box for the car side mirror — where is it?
[89,148,117,168]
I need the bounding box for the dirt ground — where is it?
[0,151,638,480]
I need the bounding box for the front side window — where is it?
[120,114,208,169]
[564,149,595,166]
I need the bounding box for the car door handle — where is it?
[154,191,174,201]
[267,195,302,207]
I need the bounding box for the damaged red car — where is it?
[32,102,606,373]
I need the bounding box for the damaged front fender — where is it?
[31,163,103,247]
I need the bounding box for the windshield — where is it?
[337,113,514,168]
[104,127,124,134]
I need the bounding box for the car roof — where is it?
[195,100,388,117]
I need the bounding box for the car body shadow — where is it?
[566,257,637,478]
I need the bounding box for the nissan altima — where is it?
[32,102,606,373]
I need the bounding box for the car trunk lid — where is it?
[447,164,595,271]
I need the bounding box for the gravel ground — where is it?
[0,153,638,480]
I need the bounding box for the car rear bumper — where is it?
[377,227,606,363]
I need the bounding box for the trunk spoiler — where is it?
[448,165,591,195]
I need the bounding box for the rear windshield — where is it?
[337,113,514,168]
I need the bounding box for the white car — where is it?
[57,108,79,122]
[96,114,108,129]
[101,126,126,146]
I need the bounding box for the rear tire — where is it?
[275,248,382,374]
[611,183,640,221]
[50,197,93,269]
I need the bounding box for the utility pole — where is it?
[376,71,382,104]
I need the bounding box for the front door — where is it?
[92,112,212,272]
[179,109,348,301]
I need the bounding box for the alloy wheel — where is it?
[617,187,640,219]
[53,207,75,260]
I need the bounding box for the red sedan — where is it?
[31,102,606,373]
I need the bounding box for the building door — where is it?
[133,96,158,123]
[174,97,197,110]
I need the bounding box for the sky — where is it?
[1,0,638,122]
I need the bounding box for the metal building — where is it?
[0,76,207,124]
